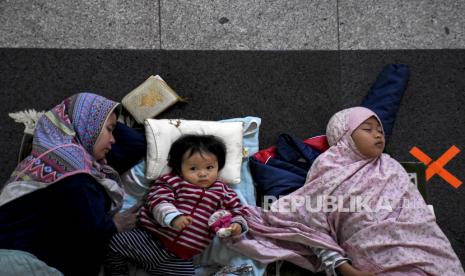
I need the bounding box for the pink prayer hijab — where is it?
[230,107,464,275]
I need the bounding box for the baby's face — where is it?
[351,116,385,158]
[180,151,219,188]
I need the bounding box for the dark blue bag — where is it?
[106,123,146,174]
[251,64,410,199]
[361,64,410,141]
[250,133,320,198]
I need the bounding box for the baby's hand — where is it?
[171,215,192,230]
[229,223,242,237]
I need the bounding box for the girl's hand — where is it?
[113,203,140,233]
[172,215,193,230]
[337,262,375,276]
[229,223,242,237]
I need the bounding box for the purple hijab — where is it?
[230,107,464,275]
[0,93,124,209]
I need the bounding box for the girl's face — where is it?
[92,113,117,161]
[351,116,385,158]
[180,151,219,188]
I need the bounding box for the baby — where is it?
[104,134,247,275]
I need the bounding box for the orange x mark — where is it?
[410,146,462,188]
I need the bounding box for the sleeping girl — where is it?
[229,107,464,276]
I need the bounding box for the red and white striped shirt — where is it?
[139,173,247,259]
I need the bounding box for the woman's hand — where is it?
[113,203,140,233]
[337,262,375,276]
[229,223,242,237]
[171,215,193,230]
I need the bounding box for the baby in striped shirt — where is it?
[104,135,247,276]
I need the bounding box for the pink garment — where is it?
[209,210,233,234]
[230,107,464,275]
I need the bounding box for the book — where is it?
[122,75,183,124]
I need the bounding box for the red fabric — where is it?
[253,135,329,164]
[139,173,245,259]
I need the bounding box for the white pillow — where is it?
[144,119,243,184]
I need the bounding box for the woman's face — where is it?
[351,116,385,158]
[92,113,117,160]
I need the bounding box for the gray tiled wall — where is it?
[0,0,160,49]
[1,0,464,50]
[160,0,338,50]
[338,0,465,49]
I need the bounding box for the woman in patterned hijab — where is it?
[0,93,138,276]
